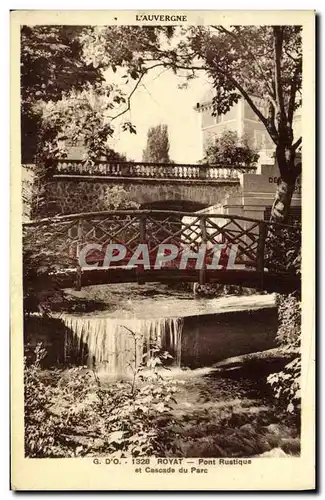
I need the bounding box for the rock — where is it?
[256,436,272,453]
[212,348,298,378]
[266,423,282,436]
[265,433,281,448]
[266,423,294,439]
[239,423,255,435]
[280,437,300,455]
[258,447,289,457]
[61,434,104,450]
[179,437,226,458]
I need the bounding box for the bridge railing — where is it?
[54,160,257,181]
[23,210,301,289]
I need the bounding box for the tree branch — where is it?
[273,26,286,119]
[267,101,278,140]
[206,57,278,145]
[214,26,276,100]
[108,63,164,122]
[292,137,302,151]
[287,64,301,125]
[295,161,302,178]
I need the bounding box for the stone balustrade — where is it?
[54,160,256,181]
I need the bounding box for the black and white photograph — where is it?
[11,10,315,491]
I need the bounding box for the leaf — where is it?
[107,430,125,444]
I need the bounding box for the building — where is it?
[191,90,302,225]
[195,90,301,164]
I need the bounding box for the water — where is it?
[105,293,276,319]
[61,292,276,374]
[62,315,183,374]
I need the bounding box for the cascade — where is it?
[61,316,183,374]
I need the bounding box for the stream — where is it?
[28,284,300,457]
[60,284,277,375]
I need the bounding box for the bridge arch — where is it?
[46,160,254,216]
[49,178,240,216]
[140,199,207,212]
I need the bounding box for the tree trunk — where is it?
[270,145,299,224]
[271,178,295,223]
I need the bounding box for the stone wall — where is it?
[45,177,241,215]
[181,307,277,367]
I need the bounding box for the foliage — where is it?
[202,130,259,166]
[23,24,303,219]
[103,185,139,211]
[267,293,301,414]
[142,124,172,163]
[38,82,131,164]
[83,25,302,155]
[275,293,301,348]
[21,25,103,162]
[22,164,36,221]
[21,26,138,223]
[23,182,139,313]
[82,24,302,220]
[267,357,301,414]
[23,225,73,315]
[265,223,301,275]
[24,333,179,458]
[24,344,72,457]
[21,25,134,167]
[80,26,175,76]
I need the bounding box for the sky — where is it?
[105,66,213,163]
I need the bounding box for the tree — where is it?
[202,130,259,166]
[142,124,171,163]
[21,25,103,162]
[200,26,302,223]
[37,81,132,163]
[21,26,137,218]
[82,25,302,223]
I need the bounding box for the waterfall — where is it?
[61,316,183,375]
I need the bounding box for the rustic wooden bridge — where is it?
[23,210,301,293]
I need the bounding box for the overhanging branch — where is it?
[207,57,278,145]
[292,137,302,151]
[213,26,276,100]
[108,63,165,122]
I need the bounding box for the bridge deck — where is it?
[56,267,300,294]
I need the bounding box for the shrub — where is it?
[24,337,179,458]
[264,223,301,276]
[267,357,301,414]
[201,130,259,167]
[24,344,73,457]
[267,293,301,414]
[275,293,301,348]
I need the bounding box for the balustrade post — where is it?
[121,163,130,176]
[257,221,267,290]
[137,214,146,285]
[199,164,207,180]
[199,216,207,285]
[75,218,83,291]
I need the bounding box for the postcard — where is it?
[11,10,315,491]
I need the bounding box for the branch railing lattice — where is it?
[23,210,301,289]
